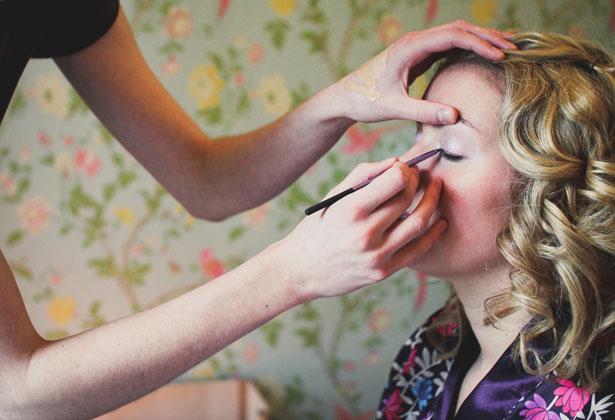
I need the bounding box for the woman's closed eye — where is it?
[441,149,463,161]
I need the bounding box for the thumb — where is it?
[393,96,458,125]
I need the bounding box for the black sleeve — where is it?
[31,0,120,58]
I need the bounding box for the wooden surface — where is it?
[94,380,269,420]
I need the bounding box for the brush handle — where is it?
[304,187,354,215]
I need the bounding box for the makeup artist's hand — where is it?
[322,20,516,125]
[273,157,447,300]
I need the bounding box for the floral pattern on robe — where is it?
[375,308,615,420]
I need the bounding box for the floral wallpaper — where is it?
[0,0,612,419]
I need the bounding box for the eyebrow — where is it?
[458,115,480,133]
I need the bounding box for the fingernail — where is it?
[432,178,442,190]
[437,108,455,125]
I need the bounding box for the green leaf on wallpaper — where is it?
[40,152,54,166]
[295,326,320,347]
[45,330,70,340]
[198,106,222,125]
[276,218,290,231]
[33,287,53,303]
[301,0,326,24]
[124,262,151,286]
[103,184,117,202]
[118,170,137,187]
[206,52,225,72]
[8,89,27,117]
[261,319,284,347]
[6,229,24,246]
[159,40,184,55]
[291,82,311,108]
[294,302,320,322]
[363,335,384,349]
[11,263,33,280]
[68,89,89,116]
[229,225,246,241]
[141,187,166,212]
[59,223,72,235]
[88,257,116,277]
[111,153,124,167]
[283,376,307,406]
[300,30,328,53]
[264,20,290,50]
[283,182,313,212]
[68,185,101,216]
[235,92,251,116]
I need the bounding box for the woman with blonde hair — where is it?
[376,32,615,419]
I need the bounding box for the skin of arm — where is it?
[54,10,516,221]
[0,158,448,420]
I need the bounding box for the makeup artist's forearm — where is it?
[6,247,298,420]
[55,9,352,221]
[187,91,353,219]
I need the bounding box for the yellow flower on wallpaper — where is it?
[269,0,295,18]
[471,0,496,24]
[33,73,70,119]
[48,296,75,325]
[188,64,224,110]
[259,75,292,116]
[112,206,135,226]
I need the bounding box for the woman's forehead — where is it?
[425,66,503,135]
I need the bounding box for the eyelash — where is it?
[441,150,463,161]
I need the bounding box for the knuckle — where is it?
[407,217,427,236]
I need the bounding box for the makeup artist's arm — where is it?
[54,11,514,221]
[0,158,446,419]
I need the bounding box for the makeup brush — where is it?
[304,148,442,215]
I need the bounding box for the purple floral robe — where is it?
[376,308,615,420]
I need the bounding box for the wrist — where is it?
[300,81,356,130]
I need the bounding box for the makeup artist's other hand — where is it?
[272,158,447,300]
[324,20,516,125]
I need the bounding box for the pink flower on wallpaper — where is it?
[74,148,101,177]
[39,130,52,146]
[218,0,231,19]
[1,173,16,196]
[520,394,560,420]
[164,6,193,40]
[425,0,439,25]
[414,271,428,314]
[233,72,245,85]
[341,124,401,155]
[200,248,225,279]
[244,343,259,363]
[553,379,590,417]
[161,56,181,77]
[368,308,392,334]
[63,135,74,146]
[20,147,31,162]
[343,361,355,372]
[247,43,264,64]
[18,196,51,235]
[364,351,381,368]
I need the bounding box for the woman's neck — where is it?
[450,264,531,368]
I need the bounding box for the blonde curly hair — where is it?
[429,32,615,392]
